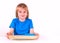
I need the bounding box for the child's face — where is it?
[18,7,27,20]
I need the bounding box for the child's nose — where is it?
[22,12,25,14]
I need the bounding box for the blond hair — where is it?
[16,3,29,19]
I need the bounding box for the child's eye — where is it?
[24,11,26,13]
[19,11,22,13]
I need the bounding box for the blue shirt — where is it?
[9,18,33,35]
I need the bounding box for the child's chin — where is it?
[21,17,26,19]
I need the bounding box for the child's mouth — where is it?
[21,15,25,17]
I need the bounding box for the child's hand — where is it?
[6,32,12,39]
[34,33,39,39]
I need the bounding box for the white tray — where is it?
[8,35,38,40]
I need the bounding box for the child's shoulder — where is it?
[12,18,18,21]
[27,18,33,22]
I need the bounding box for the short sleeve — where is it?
[9,19,16,29]
[29,19,34,29]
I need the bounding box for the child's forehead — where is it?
[17,7,27,11]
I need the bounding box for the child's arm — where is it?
[7,28,14,35]
[30,29,39,39]
[6,28,14,39]
[30,29,34,34]
[7,28,14,37]
[30,29,39,35]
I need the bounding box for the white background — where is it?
[0,0,60,43]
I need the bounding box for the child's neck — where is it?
[19,18,26,22]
